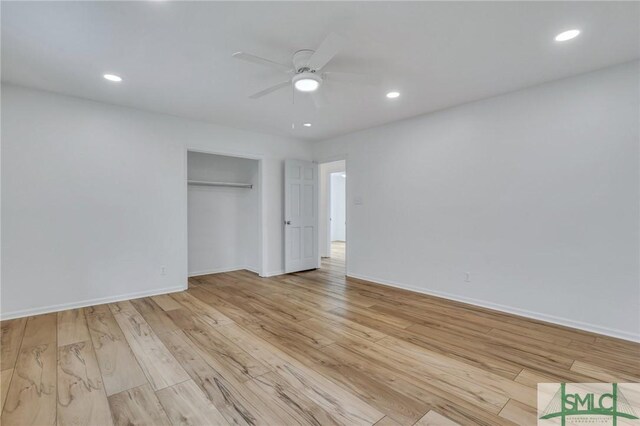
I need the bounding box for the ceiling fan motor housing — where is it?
[293,49,315,72]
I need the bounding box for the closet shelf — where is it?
[188,180,253,189]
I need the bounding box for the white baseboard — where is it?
[0,285,187,321]
[347,272,640,343]
[262,269,285,277]
[189,265,246,277]
[190,265,262,278]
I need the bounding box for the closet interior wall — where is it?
[187,151,260,276]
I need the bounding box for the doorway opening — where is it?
[319,160,346,274]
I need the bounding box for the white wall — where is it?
[187,152,259,276]
[319,160,345,257]
[313,61,640,341]
[1,84,312,318]
[330,173,346,242]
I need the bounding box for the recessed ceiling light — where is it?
[103,74,122,82]
[555,29,580,42]
[386,91,400,99]
[303,123,312,127]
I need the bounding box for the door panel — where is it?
[285,160,318,273]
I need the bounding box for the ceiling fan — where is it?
[232,33,374,107]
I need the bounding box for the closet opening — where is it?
[187,150,262,278]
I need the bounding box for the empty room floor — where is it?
[1,257,639,426]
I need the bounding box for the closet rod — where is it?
[187,180,252,189]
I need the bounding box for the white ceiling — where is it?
[2,1,638,141]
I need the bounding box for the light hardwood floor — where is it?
[1,242,638,425]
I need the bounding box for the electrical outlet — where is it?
[161,266,167,276]
[465,272,471,283]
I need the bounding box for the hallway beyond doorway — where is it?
[322,241,345,274]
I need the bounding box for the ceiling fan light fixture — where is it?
[293,72,321,92]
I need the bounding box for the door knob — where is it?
[285,220,291,225]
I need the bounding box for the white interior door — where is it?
[284,159,319,273]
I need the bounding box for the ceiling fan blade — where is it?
[323,71,380,85]
[249,81,290,99]
[311,90,328,108]
[307,33,346,71]
[232,52,292,73]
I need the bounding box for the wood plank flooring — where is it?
[1,242,638,425]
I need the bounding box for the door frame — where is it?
[317,157,347,273]
[184,146,266,278]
